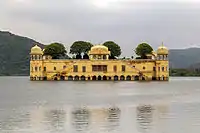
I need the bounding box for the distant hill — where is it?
[0,31,44,76]
[169,48,200,69]
[1,31,200,76]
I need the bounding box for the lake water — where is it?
[0,77,200,133]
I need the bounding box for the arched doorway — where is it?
[114,75,119,81]
[43,77,47,81]
[103,76,107,81]
[60,76,65,81]
[88,77,91,81]
[134,76,139,81]
[74,76,79,81]
[142,77,145,81]
[126,75,131,81]
[54,77,58,81]
[81,76,86,81]
[98,76,102,81]
[68,76,73,81]
[152,77,156,81]
[92,76,97,80]
[120,75,125,81]
[108,77,112,80]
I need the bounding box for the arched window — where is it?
[166,55,168,60]
[81,76,86,81]
[92,76,97,80]
[126,75,131,81]
[114,75,119,81]
[74,76,79,81]
[162,67,165,71]
[54,67,56,71]
[120,75,125,81]
[63,66,66,69]
[103,76,107,80]
[103,55,107,60]
[160,55,163,60]
[44,67,46,72]
[98,76,102,80]
[68,76,73,81]
[32,55,35,60]
[35,67,38,71]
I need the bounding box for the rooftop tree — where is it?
[103,41,121,59]
[44,43,67,59]
[135,43,153,59]
[70,41,93,59]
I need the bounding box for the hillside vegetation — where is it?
[169,48,200,68]
[0,31,44,75]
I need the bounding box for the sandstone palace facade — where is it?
[30,44,169,81]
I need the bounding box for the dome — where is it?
[30,45,43,55]
[89,45,110,55]
[91,45,108,51]
[157,44,168,55]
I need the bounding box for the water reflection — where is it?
[71,107,121,132]
[0,104,171,133]
[0,109,31,132]
[44,109,66,133]
[136,105,154,133]
[106,107,121,132]
[72,108,90,132]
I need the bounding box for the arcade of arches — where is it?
[49,75,168,81]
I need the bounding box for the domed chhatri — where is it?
[30,45,43,55]
[157,43,168,55]
[89,45,110,55]
[30,43,169,81]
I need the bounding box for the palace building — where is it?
[30,44,169,81]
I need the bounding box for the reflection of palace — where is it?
[0,105,169,133]
[136,105,154,132]
[30,44,169,81]
[136,104,169,133]
[72,108,90,131]
[44,109,66,132]
[71,107,121,132]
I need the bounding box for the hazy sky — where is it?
[1,0,200,56]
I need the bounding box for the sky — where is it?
[1,0,200,56]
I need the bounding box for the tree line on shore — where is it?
[43,41,153,59]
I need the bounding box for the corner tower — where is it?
[156,43,169,81]
[30,45,43,80]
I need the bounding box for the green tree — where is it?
[70,41,93,59]
[44,43,67,59]
[103,41,121,59]
[135,43,153,59]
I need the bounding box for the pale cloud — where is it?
[1,0,200,56]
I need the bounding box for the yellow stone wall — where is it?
[30,59,169,81]
[30,44,169,81]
